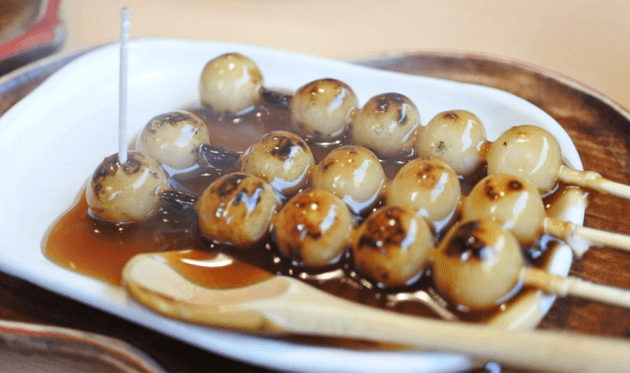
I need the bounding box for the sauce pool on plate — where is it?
[44,99,579,324]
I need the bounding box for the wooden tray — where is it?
[1,46,629,372]
[0,0,65,74]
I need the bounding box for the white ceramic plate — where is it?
[0,39,583,373]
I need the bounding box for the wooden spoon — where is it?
[122,252,630,373]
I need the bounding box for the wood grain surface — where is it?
[1,48,629,372]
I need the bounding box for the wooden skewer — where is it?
[478,124,630,207]
[420,118,630,203]
[463,173,630,258]
[559,165,630,200]
[521,267,630,309]
[432,219,630,312]
[544,217,630,257]
[123,253,630,373]
[118,8,130,165]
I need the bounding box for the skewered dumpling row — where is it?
[84,51,629,316]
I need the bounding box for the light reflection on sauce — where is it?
[158,249,273,288]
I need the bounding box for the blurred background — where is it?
[58,0,630,110]
[2,0,629,110]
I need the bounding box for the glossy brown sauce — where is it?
[45,100,574,324]
[46,194,198,285]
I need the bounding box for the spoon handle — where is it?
[255,278,630,373]
[559,166,630,200]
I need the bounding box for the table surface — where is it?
[2,1,630,372]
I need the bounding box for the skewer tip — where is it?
[118,7,130,165]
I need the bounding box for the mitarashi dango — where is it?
[415,110,486,176]
[86,151,170,223]
[239,131,315,196]
[351,93,420,157]
[136,110,210,170]
[274,189,354,267]
[197,172,280,247]
[290,78,358,140]
[310,145,386,214]
[199,53,263,115]
[351,206,434,288]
